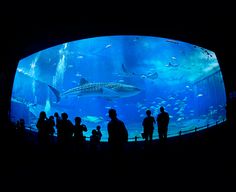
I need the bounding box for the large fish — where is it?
[48,78,141,103]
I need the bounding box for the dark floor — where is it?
[0,122,235,191]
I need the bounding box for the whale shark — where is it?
[48,78,141,103]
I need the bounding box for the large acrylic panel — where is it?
[10,35,227,141]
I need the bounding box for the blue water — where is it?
[10,35,227,141]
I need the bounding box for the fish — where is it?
[166,62,179,67]
[82,115,103,123]
[142,72,158,79]
[48,78,141,103]
[121,63,158,80]
[166,39,179,44]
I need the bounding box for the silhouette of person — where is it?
[142,109,156,143]
[48,115,56,144]
[54,112,62,144]
[107,108,128,157]
[53,112,61,125]
[156,106,169,143]
[96,125,102,142]
[56,112,74,147]
[54,112,61,127]
[89,129,100,153]
[36,111,50,146]
[73,116,87,150]
[16,118,26,143]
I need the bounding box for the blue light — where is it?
[10,35,227,141]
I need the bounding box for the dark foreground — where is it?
[0,122,235,191]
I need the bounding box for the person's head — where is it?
[108,108,117,119]
[96,125,101,130]
[19,118,25,126]
[160,106,164,113]
[75,116,81,124]
[54,112,59,118]
[49,115,54,120]
[61,112,68,120]
[92,129,97,136]
[39,111,46,119]
[146,109,151,116]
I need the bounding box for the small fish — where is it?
[167,62,179,67]
[166,39,179,44]
[197,93,204,97]
[105,44,112,48]
[122,64,158,80]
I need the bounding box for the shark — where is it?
[48,78,141,103]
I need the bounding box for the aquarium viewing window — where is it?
[10,35,227,141]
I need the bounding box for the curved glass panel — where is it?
[10,35,227,141]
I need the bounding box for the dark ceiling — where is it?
[2,2,235,58]
[1,2,235,122]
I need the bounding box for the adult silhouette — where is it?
[54,112,62,144]
[156,106,169,143]
[96,125,102,142]
[48,115,56,144]
[56,112,74,147]
[16,118,26,143]
[142,109,156,143]
[73,116,87,151]
[107,108,128,157]
[36,111,50,146]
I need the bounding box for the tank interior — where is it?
[10,35,226,141]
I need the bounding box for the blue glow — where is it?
[10,35,227,141]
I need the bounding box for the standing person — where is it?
[73,116,87,151]
[89,129,100,153]
[54,112,61,127]
[107,108,128,157]
[96,125,102,142]
[96,125,102,151]
[48,115,56,144]
[36,111,50,146]
[54,112,62,144]
[156,106,169,143]
[142,109,156,143]
[57,112,74,147]
[16,118,26,142]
